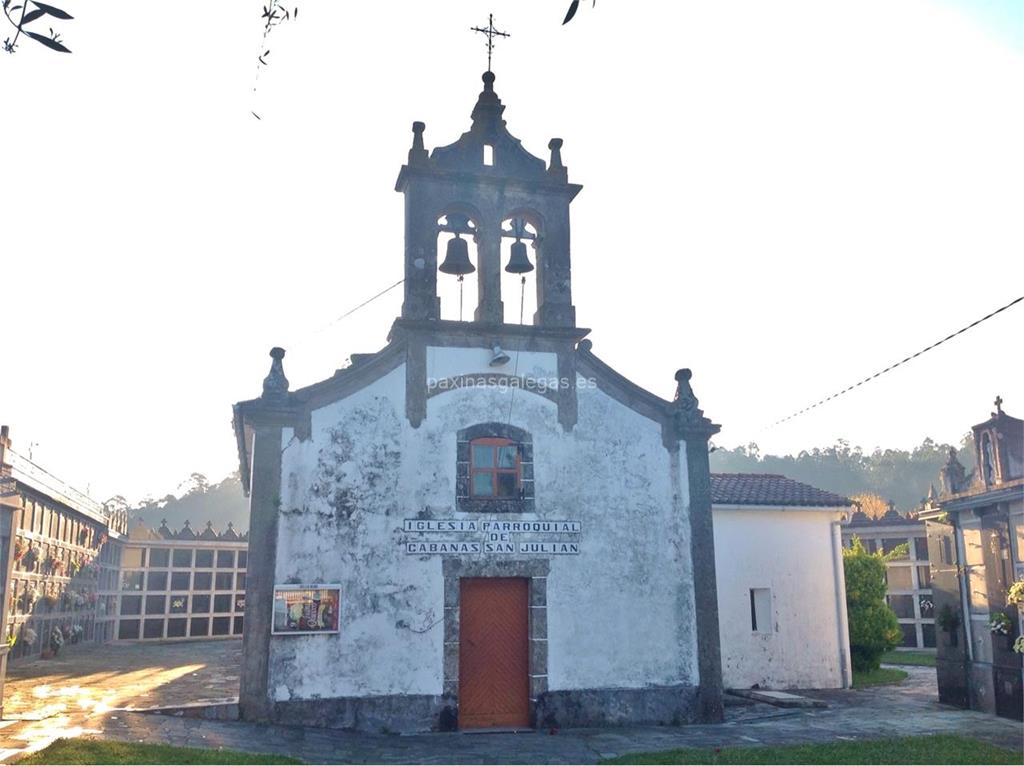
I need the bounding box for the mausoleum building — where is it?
[920,399,1023,720]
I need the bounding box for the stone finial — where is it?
[262,347,289,400]
[673,369,699,410]
[470,71,505,129]
[408,121,428,165]
[548,138,567,182]
[672,368,717,437]
[994,395,1003,416]
[939,447,967,496]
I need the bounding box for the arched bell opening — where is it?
[436,213,480,322]
[500,216,539,326]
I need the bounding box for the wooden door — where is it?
[459,577,530,729]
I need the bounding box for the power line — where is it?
[762,294,1023,431]
[290,278,405,350]
[327,278,405,326]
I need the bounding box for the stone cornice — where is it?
[932,479,1024,513]
[395,164,583,201]
[389,318,589,352]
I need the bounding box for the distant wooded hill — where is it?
[105,473,249,534]
[710,435,976,512]
[104,436,976,531]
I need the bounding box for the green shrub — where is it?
[843,536,902,671]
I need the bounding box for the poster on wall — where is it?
[271,585,340,635]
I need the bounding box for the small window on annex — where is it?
[750,588,773,633]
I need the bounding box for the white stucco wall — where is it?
[269,346,700,702]
[713,507,846,690]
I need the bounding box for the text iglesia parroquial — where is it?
[401,519,582,555]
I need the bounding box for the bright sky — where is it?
[3,1,1022,503]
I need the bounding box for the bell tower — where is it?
[394,71,582,328]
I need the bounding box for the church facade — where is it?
[232,71,723,732]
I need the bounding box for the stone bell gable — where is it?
[395,71,580,328]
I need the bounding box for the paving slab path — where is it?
[0,639,240,761]
[0,649,1021,764]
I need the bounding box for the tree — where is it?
[102,495,129,515]
[181,472,210,496]
[710,436,977,511]
[851,492,889,519]
[2,0,73,54]
[843,537,902,671]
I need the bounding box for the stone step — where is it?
[726,689,828,709]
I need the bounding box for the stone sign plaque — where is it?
[401,518,582,556]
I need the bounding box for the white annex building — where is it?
[711,474,854,691]
[232,68,854,733]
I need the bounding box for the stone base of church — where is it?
[257,685,706,733]
[533,684,702,728]
[268,693,457,734]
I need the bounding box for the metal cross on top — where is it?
[471,13,510,72]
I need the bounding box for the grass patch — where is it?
[881,650,936,667]
[600,734,1021,764]
[851,666,908,687]
[17,738,302,765]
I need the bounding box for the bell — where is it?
[489,345,511,367]
[505,239,534,274]
[439,236,475,276]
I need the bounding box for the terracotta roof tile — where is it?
[710,473,851,508]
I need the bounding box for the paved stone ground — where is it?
[1,650,1021,764]
[0,639,240,761]
[4,639,241,718]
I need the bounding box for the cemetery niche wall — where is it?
[112,520,248,642]
[0,425,129,670]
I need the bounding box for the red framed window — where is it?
[470,438,521,498]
